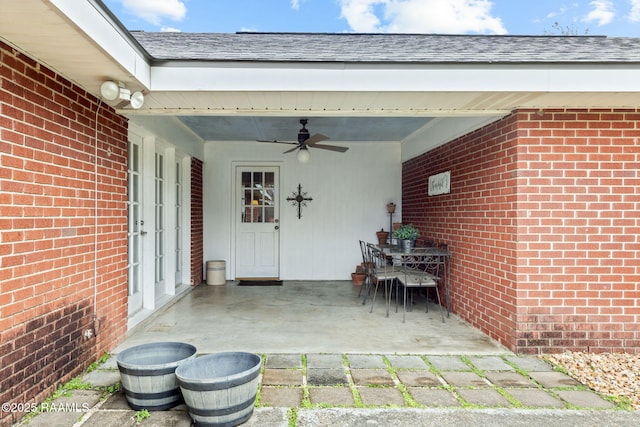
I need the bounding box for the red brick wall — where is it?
[402,113,520,351]
[402,109,640,355]
[191,158,203,285]
[0,41,129,426]
[514,109,640,354]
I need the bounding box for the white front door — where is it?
[235,167,280,278]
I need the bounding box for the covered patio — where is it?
[2,3,639,424]
[115,281,506,355]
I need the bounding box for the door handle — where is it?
[140,230,147,236]
[274,226,279,230]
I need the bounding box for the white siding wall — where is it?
[204,141,401,280]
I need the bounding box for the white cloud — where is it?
[161,26,182,32]
[291,0,311,10]
[339,0,506,34]
[339,0,385,32]
[120,0,186,26]
[545,6,570,20]
[629,0,640,22]
[583,0,615,26]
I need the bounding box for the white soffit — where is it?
[0,0,149,97]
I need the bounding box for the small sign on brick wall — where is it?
[428,170,451,196]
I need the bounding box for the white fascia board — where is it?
[148,62,640,93]
[50,0,151,88]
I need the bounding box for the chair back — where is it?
[423,255,443,280]
[359,240,368,265]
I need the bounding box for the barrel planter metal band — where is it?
[116,342,197,411]
[186,397,255,416]
[178,367,260,391]
[117,365,178,376]
[176,352,262,427]
[122,388,182,410]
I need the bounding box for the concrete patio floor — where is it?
[115,280,507,355]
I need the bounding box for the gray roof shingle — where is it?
[131,32,640,63]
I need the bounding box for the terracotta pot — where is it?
[351,273,366,286]
[386,203,396,213]
[376,231,389,246]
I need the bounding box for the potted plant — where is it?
[392,224,420,251]
[351,264,366,286]
[376,228,389,246]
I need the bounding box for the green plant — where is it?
[134,409,150,423]
[87,352,111,372]
[392,224,420,240]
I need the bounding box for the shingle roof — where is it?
[131,32,640,63]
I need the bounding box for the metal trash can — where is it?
[206,260,226,285]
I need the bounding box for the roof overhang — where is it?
[3,0,640,162]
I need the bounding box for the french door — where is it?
[235,166,280,278]
[154,151,166,298]
[127,140,143,315]
[174,159,183,287]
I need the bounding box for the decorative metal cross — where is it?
[286,184,313,219]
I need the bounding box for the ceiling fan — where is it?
[258,119,348,163]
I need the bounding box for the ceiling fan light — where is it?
[297,147,310,163]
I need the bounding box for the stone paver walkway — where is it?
[16,353,634,427]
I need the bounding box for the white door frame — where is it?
[128,123,194,328]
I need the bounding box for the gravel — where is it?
[542,352,640,409]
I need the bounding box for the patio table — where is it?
[377,244,452,317]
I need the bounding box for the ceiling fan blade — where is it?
[257,139,297,146]
[304,133,330,145]
[310,143,349,153]
[283,145,300,154]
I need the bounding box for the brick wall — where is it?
[402,109,640,355]
[0,41,129,426]
[402,113,520,351]
[514,109,640,354]
[191,158,203,286]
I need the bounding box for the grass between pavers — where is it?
[19,352,121,425]
[23,351,634,427]
[382,356,421,408]
[255,352,632,412]
[535,356,632,409]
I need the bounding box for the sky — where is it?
[101,0,640,36]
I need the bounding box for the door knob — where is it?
[274,226,279,230]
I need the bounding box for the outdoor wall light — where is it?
[297,147,310,163]
[100,80,145,109]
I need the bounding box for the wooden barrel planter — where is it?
[176,352,262,427]
[116,341,197,410]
